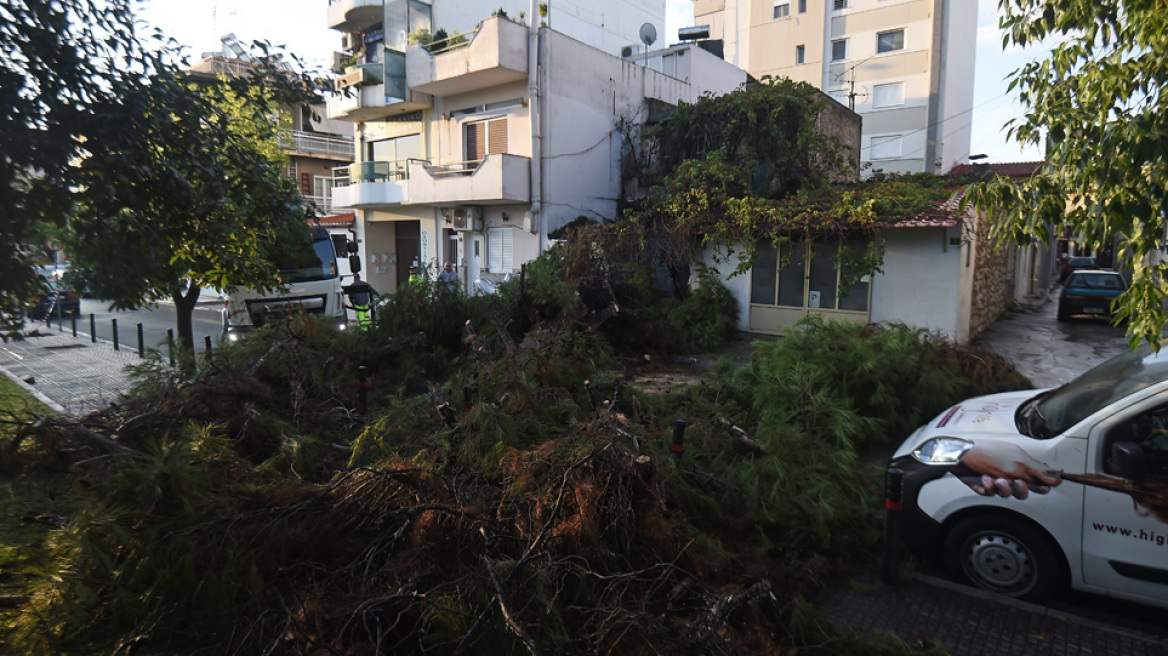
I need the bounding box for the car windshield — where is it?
[1066,272,1124,289]
[1069,257,1095,266]
[1019,346,1168,438]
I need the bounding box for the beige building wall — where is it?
[692,0,976,176]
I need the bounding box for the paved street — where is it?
[974,290,1132,389]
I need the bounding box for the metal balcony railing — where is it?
[332,158,430,186]
[279,130,355,159]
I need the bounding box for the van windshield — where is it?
[277,237,338,283]
[1019,346,1168,438]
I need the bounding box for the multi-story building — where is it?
[691,0,977,175]
[326,0,746,294]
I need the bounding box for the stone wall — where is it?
[968,209,1017,339]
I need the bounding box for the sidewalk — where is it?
[0,329,143,418]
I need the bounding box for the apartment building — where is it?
[692,0,977,175]
[326,0,745,294]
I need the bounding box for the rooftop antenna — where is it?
[834,56,871,111]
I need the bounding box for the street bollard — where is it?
[137,323,144,358]
[167,329,175,366]
[204,335,212,356]
[71,314,77,338]
[671,420,686,460]
[112,319,119,351]
[882,467,904,585]
[56,304,63,332]
[358,366,368,414]
[89,314,96,343]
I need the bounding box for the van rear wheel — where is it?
[943,515,1064,602]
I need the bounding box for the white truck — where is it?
[223,227,350,340]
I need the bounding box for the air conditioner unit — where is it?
[452,206,483,231]
[340,33,357,51]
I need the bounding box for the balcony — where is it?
[408,154,530,204]
[331,154,530,209]
[326,79,432,122]
[279,130,355,161]
[327,0,382,33]
[406,17,529,97]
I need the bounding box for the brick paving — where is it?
[0,328,143,418]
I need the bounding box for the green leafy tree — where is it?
[64,65,317,353]
[968,0,1168,348]
[1,0,144,338]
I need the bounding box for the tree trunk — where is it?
[173,284,201,354]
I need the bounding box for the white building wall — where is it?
[935,0,977,173]
[432,0,665,57]
[537,31,747,236]
[870,227,967,341]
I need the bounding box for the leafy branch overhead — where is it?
[967,0,1168,349]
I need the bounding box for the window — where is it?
[872,82,905,108]
[831,39,848,61]
[369,134,425,177]
[773,1,790,18]
[750,238,870,312]
[870,135,903,160]
[488,227,514,273]
[798,0,806,12]
[795,44,805,64]
[466,117,508,162]
[833,0,848,9]
[877,28,905,53]
[331,234,348,258]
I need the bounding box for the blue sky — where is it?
[136,0,1049,163]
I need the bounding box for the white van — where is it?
[889,346,1168,609]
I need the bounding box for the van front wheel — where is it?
[943,515,1065,602]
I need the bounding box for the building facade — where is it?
[691,0,977,176]
[326,1,746,294]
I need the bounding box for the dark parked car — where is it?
[29,280,81,320]
[1059,255,1098,282]
[1058,270,1126,321]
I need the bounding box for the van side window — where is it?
[1105,405,1168,480]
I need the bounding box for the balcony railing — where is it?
[332,158,428,186]
[279,130,355,159]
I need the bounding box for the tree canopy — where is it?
[968,0,1168,348]
[64,63,317,352]
[3,0,325,351]
[616,78,947,283]
[1,0,142,338]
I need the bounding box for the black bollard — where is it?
[882,467,904,585]
[358,366,368,413]
[137,323,144,358]
[671,420,686,460]
[167,329,175,366]
[112,319,119,351]
[71,314,77,338]
[89,314,96,343]
[204,335,212,355]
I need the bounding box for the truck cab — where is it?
[223,228,348,340]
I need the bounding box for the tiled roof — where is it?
[881,187,965,229]
[316,212,355,226]
[948,161,1045,178]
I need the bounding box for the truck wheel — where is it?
[943,515,1065,602]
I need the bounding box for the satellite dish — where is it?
[640,23,657,47]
